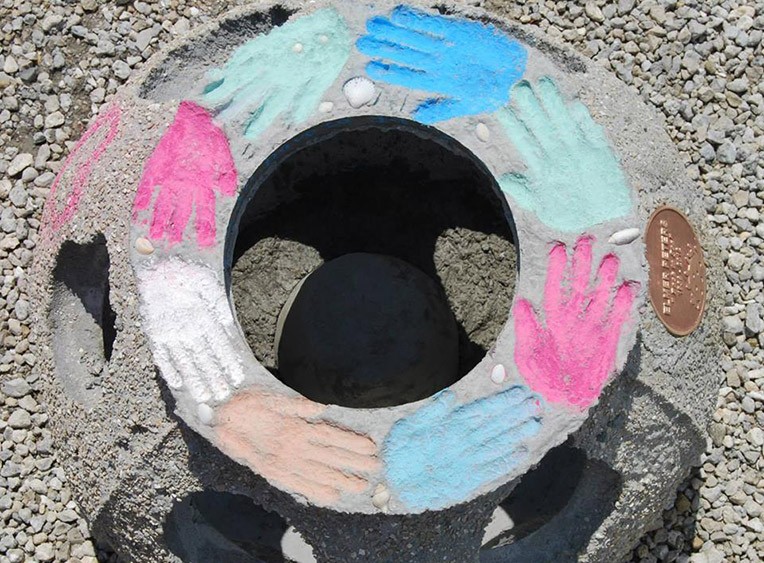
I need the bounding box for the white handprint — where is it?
[136,259,245,403]
[137,259,382,506]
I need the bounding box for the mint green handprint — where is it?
[497,78,632,232]
[202,9,350,140]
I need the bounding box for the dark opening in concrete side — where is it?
[49,234,116,409]
[480,441,622,562]
[226,117,518,408]
[164,491,316,563]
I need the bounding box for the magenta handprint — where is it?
[514,237,639,409]
[42,104,121,240]
[132,101,237,249]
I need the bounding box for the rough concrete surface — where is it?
[0,0,759,562]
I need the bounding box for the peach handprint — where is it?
[216,390,379,505]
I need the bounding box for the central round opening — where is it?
[276,253,458,408]
[227,117,517,408]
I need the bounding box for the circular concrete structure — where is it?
[30,1,723,562]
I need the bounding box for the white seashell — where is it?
[292,42,303,53]
[135,237,154,255]
[343,77,376,109]
[476,122,490,142]
[372,484,390,509]
[318,101,334,113]
[490,364,506,384]
[197,403,215,425]
[608,227,641,245]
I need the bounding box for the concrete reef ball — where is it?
[30,1,723,562]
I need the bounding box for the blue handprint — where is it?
[356,6,527,124]
[497,78,633,232]
[383,386,543,511]
[201,9,350,140]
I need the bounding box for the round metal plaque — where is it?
[645,206,707,336]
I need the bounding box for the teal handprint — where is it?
[497,78,632,232]
[202,9,350,140]
[383,387,543,511]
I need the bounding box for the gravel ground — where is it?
[0,0,761,562]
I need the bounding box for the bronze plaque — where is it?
[645,206,706,336]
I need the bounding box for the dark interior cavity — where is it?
[480,441,622,562]
[164,491,315,563]
[228,117,517,408]
[276,253,459,407]
[49,235,116,409]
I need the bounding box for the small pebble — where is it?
[7,153,33,177]
[2,378,31,398]
[3,55,18,74]
[7,409,32,429]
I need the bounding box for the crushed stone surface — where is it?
[0,0,761,561]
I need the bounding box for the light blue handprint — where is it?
[383,386,543,511]
[497,78,633,232]
[356,5,527,124]
[202,9,350,140]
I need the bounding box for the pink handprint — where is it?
[132,101,237,248]
[41,104,121,239]
[514,236,639,409]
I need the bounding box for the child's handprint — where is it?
[217,390,379,505]
[514,236,639,409]
[132,101,237,249]
[136,258,245,403]
[383,387,543,511]
[202,9,351,139]
[357,6,527,123]
[498,78,632,232]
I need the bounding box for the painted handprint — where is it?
[136,258,245,403]
[357,5,527,124]
[514,237,639,409]
[137,258,379,505]
[216,390,379,505]
[497,78,632,232]
[383,387,543,511]
[41,104,121,239]
[202,9,350,139]
[132,101,237,248]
